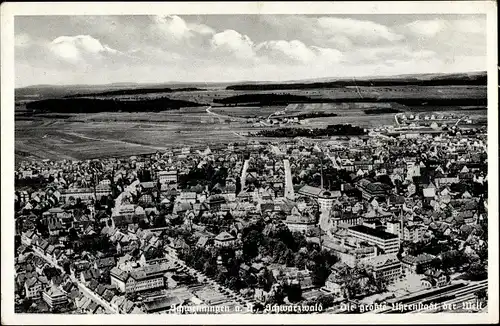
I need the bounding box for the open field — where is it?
[15,104,487,163]
[211,106,285,118]
[18,85,486,107]
[14,75,488,163]
[141,85,486,106]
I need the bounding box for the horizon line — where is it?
[15,70,487,90]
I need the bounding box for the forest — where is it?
[213,93,313,106]
[66,87,204,97]
[25,97,202,113]
[364,108,402,114]
[226,73,487,91]
[254,124,367,138]
[214,94,486,108]
[289,112,338,119]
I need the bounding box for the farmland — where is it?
[15,105,487,163]
[14,72,488,163]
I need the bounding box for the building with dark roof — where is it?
[356,179,391,201]
[401,253,436,274]
[143,296,183,313]
[348,225,400,254]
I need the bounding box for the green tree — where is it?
[285,283,302,303]
[465,262,487,281]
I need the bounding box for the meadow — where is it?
[14,79,488,163]
[15,104,487,163]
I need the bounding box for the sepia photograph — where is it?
[1,1,498,325]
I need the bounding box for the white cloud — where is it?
[404,18,485,38]
[210,30,255,59]
[128,46,183,63]
[152,15,216,43]
[405,19,448,37]
[153,15,193,40]
[261,16,404,50]
[311,46,344,62]
[48,35,119,63]
[256,40,343,65]
[344,46,436,65]
[187,22,215,35]
[256,40,315,64]
[14,15,487,87]
[317,17,404,42]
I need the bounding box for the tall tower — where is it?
[320,156,324,190]
[399,206,404,241]
[283,159,295,200]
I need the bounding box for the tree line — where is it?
[254,124,367,138]
[226,73,487,91]
[25,97,202,114]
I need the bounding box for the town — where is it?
[14,121,489,315]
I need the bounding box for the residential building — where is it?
[401,253,436,274]
[158,170,178,184]
[347,225,400,254]
[42,286,68,311]
[24,278,43,299]
[214,232,237,248]
[364,254,402,284]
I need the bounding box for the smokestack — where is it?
[320,156,324,190]
[400,206,404,241]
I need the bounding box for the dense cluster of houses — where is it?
[14,128,488,313]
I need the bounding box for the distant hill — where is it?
[15,84,214,101]
[226,71,487,91]
[65,87,205,98]
[15,71,487,101]
[283,71,486,84]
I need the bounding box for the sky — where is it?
[14,14,487,87]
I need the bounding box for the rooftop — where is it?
[348,225,399,240]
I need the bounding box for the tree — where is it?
[267,285,285,305]
[316,294,336,309]
[243,273,257,288]
[152,214,166,228]
[242,230,263,261]
[68,228,78,241]
[258,269,274,292]
[465,262,487,281]
[285,283,302,303]
[216,271,226,284]
[138,219,149,230]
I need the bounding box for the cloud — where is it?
[187,22,215,35]
[256,40,343,65]
[48,35,119,64]
[404,19,449,37]
[260,16,404,50]
[210,29,255,60]
[128,46,183,63]
[153,15,193,40]
[317,17,404,43]
[404,18,486,38]
[152,15,215,42]
[256,40,315,64]
[345,46,437,65]
[14,15,487,87]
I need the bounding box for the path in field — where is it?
[231,131,247,139]
[64,131,171,152]
[206,106,246,122]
